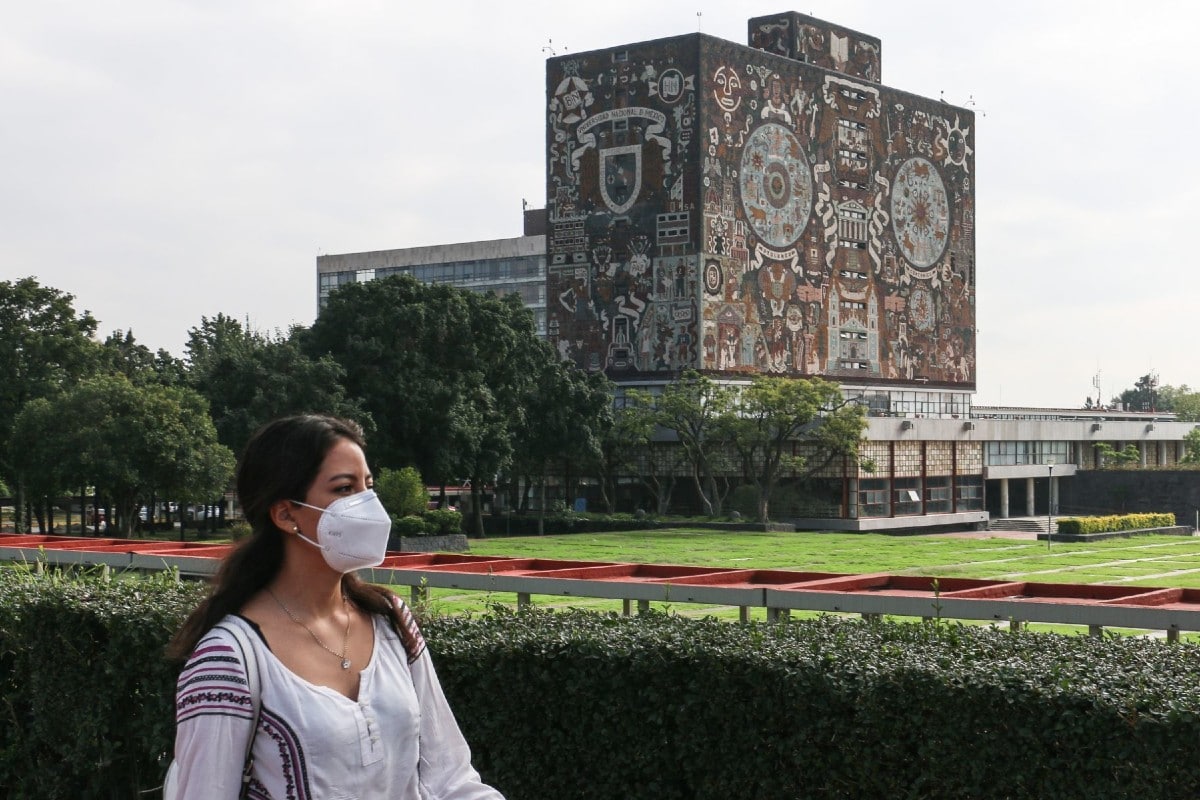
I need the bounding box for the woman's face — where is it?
[289,437,373,532]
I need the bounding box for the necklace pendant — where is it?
[341,658,351,670]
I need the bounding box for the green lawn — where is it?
[398,530,1200,636]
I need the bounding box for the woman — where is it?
[167,415,504,799]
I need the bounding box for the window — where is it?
[925,476,951,513]
[956,476,983,510]
[893,478,921,516]
[858,478,888,517]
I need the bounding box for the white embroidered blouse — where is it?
[173,602,504,800]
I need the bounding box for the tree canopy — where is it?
[186,314,369,453]
[0,278,100,528]
[10,375,234,536]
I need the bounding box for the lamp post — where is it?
[1046,460,1055,550]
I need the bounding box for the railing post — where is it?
[517,592,531,609]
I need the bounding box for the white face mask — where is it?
[291,489,392,573]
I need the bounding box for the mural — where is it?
[546,37,699,374]
[547,15,975,388]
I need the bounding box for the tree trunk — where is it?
[537,471,546,536]
[691,470,714,516]
[469,482,485,538]
[14,482,27,533]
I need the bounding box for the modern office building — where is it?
[316,209,548,335]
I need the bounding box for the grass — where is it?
[396,529,1200,639]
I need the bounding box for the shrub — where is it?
[1057,512,1176,535]
[391,514,429,537]
[729,484,758,518]
[422,508,462,536]
[227,521,253,540]
[7,573,1200,799]
[376,466,428,518]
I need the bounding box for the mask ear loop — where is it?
[286,501,328,553]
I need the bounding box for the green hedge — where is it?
[429,609,1200,800]
[1057,512,1176,535]
[3,570,1200,798]
[0,569,204,799]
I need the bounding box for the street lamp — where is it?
[1046,460,1055,550]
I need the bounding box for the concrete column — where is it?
[1049,476,1058,515]
[1025,477,1036,517]
[999,478,1010,519]
[847,477,859,518]
[1139,442,1148,467]
[1159,441,1168,466]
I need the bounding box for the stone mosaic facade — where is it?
[546,14,974,391]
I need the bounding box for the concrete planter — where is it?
[1039,525,1195,543]
[388,533,470,552]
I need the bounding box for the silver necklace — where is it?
[268,588,352,670]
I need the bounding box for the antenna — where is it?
[697,11,702,32]
[963,94,988,117]
[542,38,557,56]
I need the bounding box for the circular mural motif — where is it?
[890,157,950,268]
[704,262,722,295]
[739,123,813,248]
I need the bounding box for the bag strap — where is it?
[215,619,262,797]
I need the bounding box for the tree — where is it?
[1094,442,1141,469]
[305,276,474,478]
[10,375,235,536]
[652,371,737,516]
[186,315,368,452]
[1168,389,1200,422]
[306,275,570,534]
[98,330,186,387]
[375,466,429,519]
[0,278,99,531]
[591,399,654,514]
[1113,373,1162,412]
[509,356,612,529]
[1182,429,1200,464]
[716,376,868,522]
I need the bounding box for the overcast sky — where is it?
[3,0,1194,408]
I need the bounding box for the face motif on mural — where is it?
[713,65,742,112]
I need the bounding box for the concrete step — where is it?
[988,517,1057,533]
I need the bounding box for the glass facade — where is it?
[320,253,548,335]
[852,389,971,419]
[854,473,984,518]
[984,441,1069,467]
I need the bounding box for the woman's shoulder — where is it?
[176,617,259,724]
[376,592,427,664]
[184,616,260,669]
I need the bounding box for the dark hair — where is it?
[167,414,405,662]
